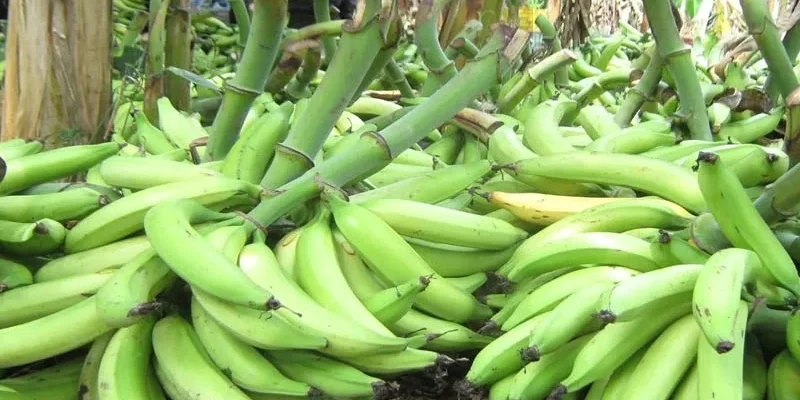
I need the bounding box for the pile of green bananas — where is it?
[6,10,800,400]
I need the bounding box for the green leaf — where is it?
[166,66,222,94]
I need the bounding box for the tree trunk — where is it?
[3,0,112,147]
[557,0,644,46]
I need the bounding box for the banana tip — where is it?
[520,346,540,362]
[0,283,7,293]
[477,320,499,336]
[546,384,568,400]
[696,151,719,164]
[715,341,734,354]
[372,381,400,400]
[597,310,616,324]
[453,379,484,399]
[307,387,324,398]
[0,155,5,183]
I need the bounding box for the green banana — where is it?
[767,350,800,400]
[156,97,209,150]
[503,266,638,330]
[221,104,292,184]
[273,227,302,279]
[0,187,110,223]
[237,239,409,357]
[294,209,395,336]
[639,139,719,161]
[596,263,703,323]
[697,301,749,400]
[525,283,612,361]
[693,248,758,353]
[671,362,699,400]
[131,111,179,155]
[744,334,768,400]
[406,238,518,278]
[488,374,516,400]
[0,296,112,368]
[264,350,388,398]
[66,176,260,253]
[326,194,490,323]
[94,249,176,328]
[35,235,151,281]
[365,162,435,188]
[0,258,32,292]
[788,310,800,362]
[152,315,250,400]
[595,347,648,400]
[445,272,487,294]
[507,334,594,400]
[190,297,314,396]
[0,357,84,399]
[0,142,121,195]
[78,331,114,400]
[584,131,676,154]
[718,108,783,143]
[501,232,661,283]
[98,156,219,190]
[0,218,66,256]
[697,151,800,298]
[97,319,164,400]
[0,270,112,328]
[620,314,700,399]
[522,99,577,155]
[334,347,448,375]
[547,303,690,398]
[362,198,528,250]
[509,153,706,213]
[349,160,492,204]
[364,276,429,325]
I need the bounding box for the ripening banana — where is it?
[0,142,121,195]
[361,198,528,250]
[190,297,314,396]
[596,263,703,323]
[697,301,749,400]
[0,270,112,328]
[66,176,260,253]
[620,314,700,399]
[507,334,594,400]
[547,303,690,398]
[696,151,800,299]
[326,193,491,323]
[97,319,164,400]
[509,152,706,213]
[0,296,113,368]
[237,239,409,357]
[94,249,177,328]
[767,349,800,400]
[500,232,661,283]
[264,350,387,399]
[481,191,626,225]
[693,248,758,353]
[526,283,611,361]
[0,258,32,292]
[503,266,638,330]
[364,276,429,325]
[152,315,251,400]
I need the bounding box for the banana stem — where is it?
[452,108,502,144]
[644,0,712,141]
[444,19,483,60]
[144,0,170,123]
[418,0,459,96]
[206,0,288,161]
[121,11,149,49]
[497,50,578,114]
[280,20,345,51]
[260,0,391,189]
[615,47,663,127]
[535,14,569,86]
[384,60,416,98]
[164,0,191,112]
[286,41,323,99]
[229,0,251,47]
[247,25,526,227]
[313,0,339,66]
[784,89,800,166]
[449,37,480,59]
[765,22,800,99]
[739,0,800,103]
[754,154,800,223]
[438,0,464,48]
[349,22,402,105]
[478,0,503,45]
[266,40,317,94]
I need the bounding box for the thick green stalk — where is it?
[120,11,149,50]
[497,50,577,114]
[644,0,712,141]
[313,0,339,65]
[765,23,800,98]
[384,60,416,98]
[260,0,389,189]
[478,0,503,45]
[615,48,663,127]
[247,25,525,226]
[286,41,323,99]
[266,40,316,93]
[144,0,170,123]
[206,0,288,161]
[785,88,800,166]
[349,19,402,105]
[535,14,569,86]
[229,0,251,47]
[165,0,191,112]
[418,0,459,96]
[444,19,482,58]
[740,0,799,102]
[280,20,345,51]
[450,37,480,59]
